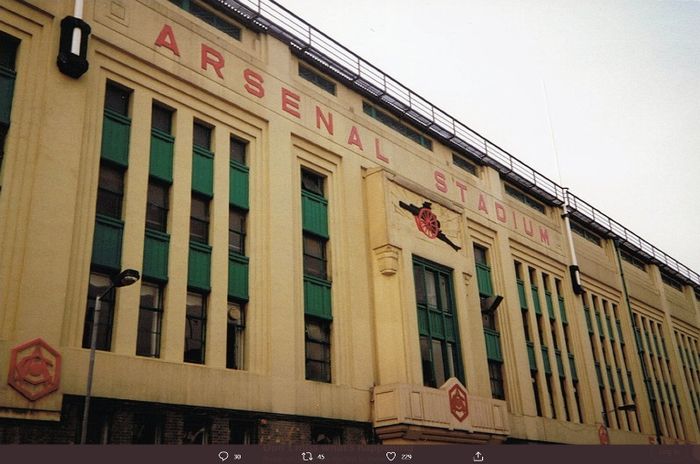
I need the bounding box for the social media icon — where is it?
[218,451,230,462]
[386,451,397,462]
[301,451,314,462]
[473,451,484,462]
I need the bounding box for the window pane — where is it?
[151,105,172,133]
[190,196,209,243]
[420,336,434,387]
[105,83,130,115]
[193,123,211,150]
[146,182,168,232]
[432,340,446,387]
[425,271,437,307]
[226,301,245,369]
[439,274,451,312]
[474,246,487,265]
[446,343,456,378]
[97,164,124,218]
[230,137,246,164]
[229,208,246,254]
[301,170,324,196]
[413,265,426,304]
[83,273,115,351]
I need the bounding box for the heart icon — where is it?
[386,452,397,462]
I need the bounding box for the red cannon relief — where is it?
[7,338,62,401]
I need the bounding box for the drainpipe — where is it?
[613,239,662,444]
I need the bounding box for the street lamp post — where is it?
[602,403,637,429]
[80,268,140,444]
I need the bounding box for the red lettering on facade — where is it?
[539,227,550,245]
[455,181,467,203]
[154,24,180,57]
[201,44,224,79]
[523,218,534,237]
[375,138,389,163]
[243,69,265,98]
[495,202,507,223]
[347,126,364,150]
[315,106,334,135]
[478,194,488,214]
[434,171,448,193]
[281,88,301,118]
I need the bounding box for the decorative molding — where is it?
[375,244,401,276]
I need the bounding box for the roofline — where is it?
[202,0,699,291]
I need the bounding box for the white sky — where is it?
[278,0,700,276]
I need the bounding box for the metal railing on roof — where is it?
[206,0,699,289]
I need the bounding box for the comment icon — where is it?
[218,451,230,462]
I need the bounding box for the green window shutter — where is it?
[192,146,214,196]
[532,286,542,315]
[645,379,655,400]
[541,346,551,374]
[606,367,614,390]
[188,241,211,291]
[444,316,456,342]
[595,312,603,334]
[101,109,131,167]
[527,342,537,371]
[627,371,634,395]
[230,161,249,209]
[0,67,16,126]
[584,307,593,333]
[150,129,174,182]
[228,253,249,300]
[616,321,624,343]
[517,279,528,310]
[143,229,170,281]
[545,292,555,320]
[429,310,445,339]
[568,354,578,381]
[484,328,502,362]
[91,214,123,270]
[303,275,332,320]
[558,297,567,324]
[475,263,493,297]
[301,190,328,238]
[555,350,565,378]
[618,369,626,393]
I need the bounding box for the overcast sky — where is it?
[277,0,700,276]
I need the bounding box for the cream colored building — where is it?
[0,0,699,444]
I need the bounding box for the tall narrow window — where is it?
[82,273,116,350]
[184,292,207,364]
[229,207,246,255]
[226,300,245,369]
[96,164,125,219]
[414,257,463,387]
[302,169,332,382]
[136,282,163,357]
[146,180,169,232]
[0,32,20,177]
[190,194,210,243]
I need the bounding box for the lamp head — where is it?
[480,295,503,314]
[112,269,140,288]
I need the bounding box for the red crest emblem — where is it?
[448,384,468,422]
[7,338,62,401]
[414,208,440,239]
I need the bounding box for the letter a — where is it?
[155,24,180,57]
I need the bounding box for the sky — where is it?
[275,0,700,276]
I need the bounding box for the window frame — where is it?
[184,291,207,364]
[305,316,332,383]
[82,271,117,351]
[136,281,164,358]
[189,193,210,244]
[146,179,169,232]
[226,299,246,370]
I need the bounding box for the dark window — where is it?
[571,221,602,246]
[560,378,570,422]
[226,300,245,369]
[522,311,531,342]
[299,64,337,95]
[146,180,169,232]
[0,125,8,161]
[661,272,684,291]
[184,292,206,364]
[151,104,172,134]
[532,372,543,416]
[452,153,478,176]
[489,361,505,400]
[620,249,646,271]
[133,414,163,444]
[363,102,433,150]
[505,183,546,214]
[82,272,116,351]
[230,136,247,165]
[190,194,210,243]
[311,426,342,444]
[303,235,327,279]
[183,415,210,444]
[96,163,124,218]
[474,245,488,266]
[414,259,463,387]
[301,169,324,196]
[104,83,130,116]
[305,317,331,382]
[193,122,211,150]
[171,0,241,40]
[229,420,257,444]
[229,207,246,255]
[0,32,20,70]
[546,375,557,418]
[136,282,163,358]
